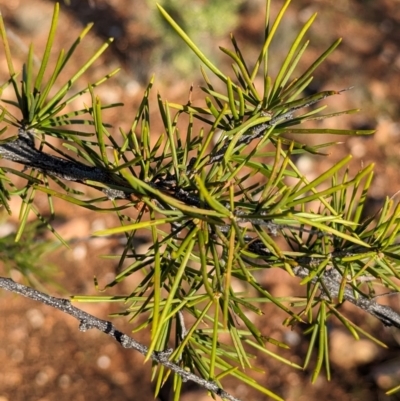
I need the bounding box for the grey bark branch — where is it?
[0,276,242,401]
[293,266,400,328]
[207,89,347,164]
[0,129,129,199]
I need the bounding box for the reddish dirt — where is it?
[1,1,400,401]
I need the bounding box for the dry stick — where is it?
[0,276,243,401]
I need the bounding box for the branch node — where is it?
[155,348,173,362]
[79,319,93,332]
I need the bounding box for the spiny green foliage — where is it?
[148,0,243,77]
[0,220,59,288]
[1,1,399,400]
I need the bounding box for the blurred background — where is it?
[0,1,400,400]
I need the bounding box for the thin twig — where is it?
[293,266,400,328]
[0,129,129,200]
[208,89,348,164]
[0,276,243,401]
